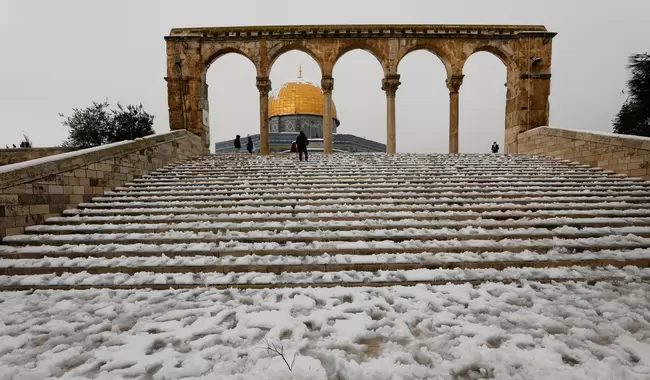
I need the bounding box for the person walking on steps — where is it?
[234,135,241,153]
[296,131,309,161]
[491,141,499,154]
[246,135,254,154]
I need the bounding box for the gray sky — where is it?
[1,0,648,153]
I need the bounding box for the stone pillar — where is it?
[256,76,271,156]
[506,73,552,153]
[446,75,464,154]
[321,76,334,155]
[381,74,401,154]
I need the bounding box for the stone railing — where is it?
[0,131,203,237]
[0,147,73,166]
[517,126,650,179]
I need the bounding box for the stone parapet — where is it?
[517,126,650,179]
[0,147,73,166]
[0,131,202,237]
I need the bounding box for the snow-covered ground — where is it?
[2,153,650,378]
[1,282,649,379]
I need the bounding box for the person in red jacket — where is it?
[290,141,297,153]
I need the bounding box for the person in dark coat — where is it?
[296,131,309,161]
[246,135,254,154]
[491,142,499,153]
[234,135,241,152]
[290,141,297,153]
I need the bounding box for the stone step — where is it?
[6,227,650,247]
[77,196,650,210]
[60,202,650,216]
[25,216,650,235]
[123,178,649,188]
[2,257,648,276]
[92,191,650,203]
[133,173,621,183]
[0,265,647,291]
[154,167,600,175]
[106,185,650,197]
[145,169,603,178]
[1,236,647,259]
[45,209,650,225]
[2,247,646,273]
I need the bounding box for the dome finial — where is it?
[298,64,302,79]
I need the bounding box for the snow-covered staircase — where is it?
[1,153,650,290]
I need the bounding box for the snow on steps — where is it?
[1,153,650,290]
[24,216,650,234]
[5,226,650,247]
[1,265,649,291]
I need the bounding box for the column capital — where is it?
[381,74,401,97]
[446,74,464,93]
[256,76,271,94]
[321,76,334,93]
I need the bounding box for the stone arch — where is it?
[269,43,325,77]
[461,45,515,72]
[202,46,259,75]
[332,42,388,75]
[397,46,453,79]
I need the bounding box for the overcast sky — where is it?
[1,0,648,153]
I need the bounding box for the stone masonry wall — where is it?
[517,126,650,179]
[0,147,73,166]
[0,131,202,237]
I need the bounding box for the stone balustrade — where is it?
[0,131,202,237]
[517,126,650,179]
[0,147,73,166]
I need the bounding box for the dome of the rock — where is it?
[268,78,338,119]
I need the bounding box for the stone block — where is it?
[48,185,64,195]
[29,204,50,215]
[0,184,33,194]
[69,195,84,204]
[4,205,30,216]
[5,226,24,236]
[74,169,87,178]
[0,216,15,228]
[630,168,647,177]
[73,186,85,195]
[0,194,19,205]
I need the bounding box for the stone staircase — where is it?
[1,153,650,290]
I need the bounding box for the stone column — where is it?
[446,75,464,154]
[381,74,401,154]
[321,76,334,155]
[256,76,271,156]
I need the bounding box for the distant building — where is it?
[214,70,385,153]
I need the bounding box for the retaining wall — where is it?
[517,126,650,179]
[0,131,203,237]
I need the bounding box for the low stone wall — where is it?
[0,131,203,237]
[0,147,73,166]
[517,126,650,179]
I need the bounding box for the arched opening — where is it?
[205,53,258,153]
[268,50,323,152]
[396,50,449,153]
[459,52,507,153]
[332,50,385,148]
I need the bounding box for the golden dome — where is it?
[269,78,338,119]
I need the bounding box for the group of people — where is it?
[233,131,310,161]
[234,133,498,157]
[233,135,254,154]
